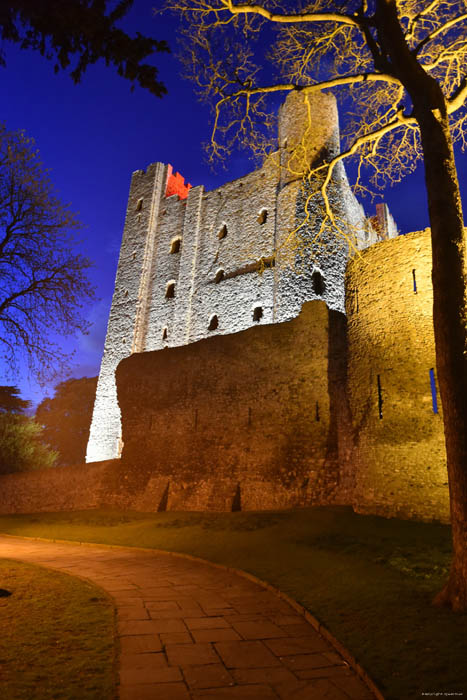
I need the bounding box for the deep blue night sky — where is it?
[1,0,466,407]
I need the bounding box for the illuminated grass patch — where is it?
[0,559,117,700]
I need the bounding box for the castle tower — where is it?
[86,162,169,462]
[273,91,367,320]
[86,92,372,464]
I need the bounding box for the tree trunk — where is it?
[376,0,467,611]
[419,103,467,611]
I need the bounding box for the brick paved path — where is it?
[0,536,378,700]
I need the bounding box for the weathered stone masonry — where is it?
[346,230,449,522]
[86,91,373,464]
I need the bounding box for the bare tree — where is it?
[0,123,95,382]
[166,0,467,611]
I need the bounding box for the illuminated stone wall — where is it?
[0,460,118,514]
[114,301,347,511]
[0,234,452,521]
[0,301,349,515]
[345,230,450,522]
[86,91,370,463]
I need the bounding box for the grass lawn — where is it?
[0,558,117,700]
[0,506,465,700]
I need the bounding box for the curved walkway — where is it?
[0,536,378,700]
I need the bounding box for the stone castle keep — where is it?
[0,92,449,521]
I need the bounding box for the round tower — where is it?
[273,90,362,319]
[278,90,340,188]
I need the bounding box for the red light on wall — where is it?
[165,164,192,200]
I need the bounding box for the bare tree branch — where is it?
[0,124,95,383]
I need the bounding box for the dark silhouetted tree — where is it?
[0,124,96,382]
[0,385,57,474]
[0,0,169,96]
[0,385,30,413]
[36,376,97,466]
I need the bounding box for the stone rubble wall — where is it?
[114,301,342,512]
[345,230,449,522]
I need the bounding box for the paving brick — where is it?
[145,600,180,611]
[182,663,235,690]
[120,635,162,654]
[231,620,286,640]
[195,595,229,608]
[274,679,352,700]
[192,628,242,643]
[148,607,192,620]
[120,663,183,685]
[120,682,191,699]
[295,666,352,680]
[224,614,266,624]
[118,606,150,621]
[269,615,304,626]
[176,599,204,614]
[115,596,146,608]
[192,684,278,699]
[214,641,282,669]
[278,623,316,637]
[160,631,194,646]
[231,593,292,609]
[120,618,188,635]
[173,585,207,596]
[119,620,164,636]
[323,652,347,666]
[143,587,186,600]
[166,643,220,666]
[232,666,297,685]
[120,652,168,671]
[265,636,330,656]
[185,617,231,630]
[281,653,337,671]
[200,606,237,616]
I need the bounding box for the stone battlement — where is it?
[165,164,192,199]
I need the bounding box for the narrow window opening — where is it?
[312,270,325,296]
[257,209,268,225]
[162,327,168,341]
[231,483,242,512]
[429,368,439,414]
[165,282,175,299]
[262,256,275,269]
[208,314,218,331]
[253,306,263,322]
[412,269,417,293]
[377,374,383,419]
[170,238,181,254]
[215,269,224,284]
[355,289,359,313]
[135,197,143,212]
[315,401,320,422]
[218,224,227,240]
